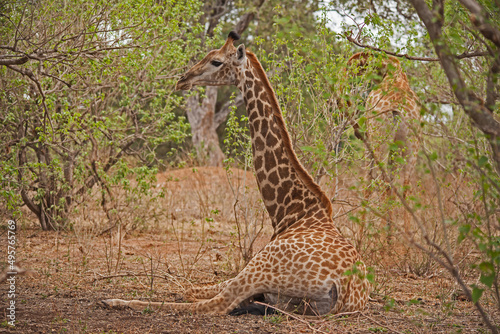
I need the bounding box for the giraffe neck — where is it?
[378,61,410,92]
[236,52,333,237]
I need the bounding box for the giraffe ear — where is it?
[236,44,246,63]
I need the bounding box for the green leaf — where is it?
[394,156,405,164]
[301,146,314,152]
[457,224,471,243]
[388,142,399,151]
[358,116,366,128]
[407,299,421,305]
[480,274,494,288]
[478,155,488,167]
[471,287,484,303]
[478,261,494,274]
[274,16,291,25]
[349,215,360,223]
[366,273,375,283]
[384,298,395,311]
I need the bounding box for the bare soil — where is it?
[1,167,498,333]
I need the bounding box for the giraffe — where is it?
[345,52,422,233]
[346,52,421,195]
[102,32,370,315]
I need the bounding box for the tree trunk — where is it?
[186,86,225,166]
[184,0,266,166]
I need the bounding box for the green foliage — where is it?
[0,0,202,229]
[142,306,154,314]
[264,312,285,324]
[223,93,252,167]
[383,297,396,312]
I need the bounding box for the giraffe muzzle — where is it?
[175,75,193,91]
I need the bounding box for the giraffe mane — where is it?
[245,50,333,217]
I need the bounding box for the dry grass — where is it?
[1,166,498,333]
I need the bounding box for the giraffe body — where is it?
[102,32,370,315]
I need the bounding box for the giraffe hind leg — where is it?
[102,279,235,311]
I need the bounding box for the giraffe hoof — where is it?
[100,299,129,310]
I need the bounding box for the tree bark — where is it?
[186,87,225,166]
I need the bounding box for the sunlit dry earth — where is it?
[1,167,497,333]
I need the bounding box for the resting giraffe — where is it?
[347,52,421,195]
[102,32,370,315]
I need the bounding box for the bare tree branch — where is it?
[5,64,54,134]
[344,33,489,61]
[17,147,41,218]
[0,55,29,65]
[234,0,266,34]
[74,138,136,197]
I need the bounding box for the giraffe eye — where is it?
[211,60,223,67]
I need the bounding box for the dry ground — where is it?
[1,167,498,333]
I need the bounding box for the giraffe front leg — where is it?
[100,276,256,314]
[100,298,194,312]
[100,296,230,314]
[185,279,234,301]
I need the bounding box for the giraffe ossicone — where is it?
[102,32,371,315]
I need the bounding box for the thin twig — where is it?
[92,272,171,283]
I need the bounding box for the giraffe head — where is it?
[347,52,401,84]
[176,31,246,91]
